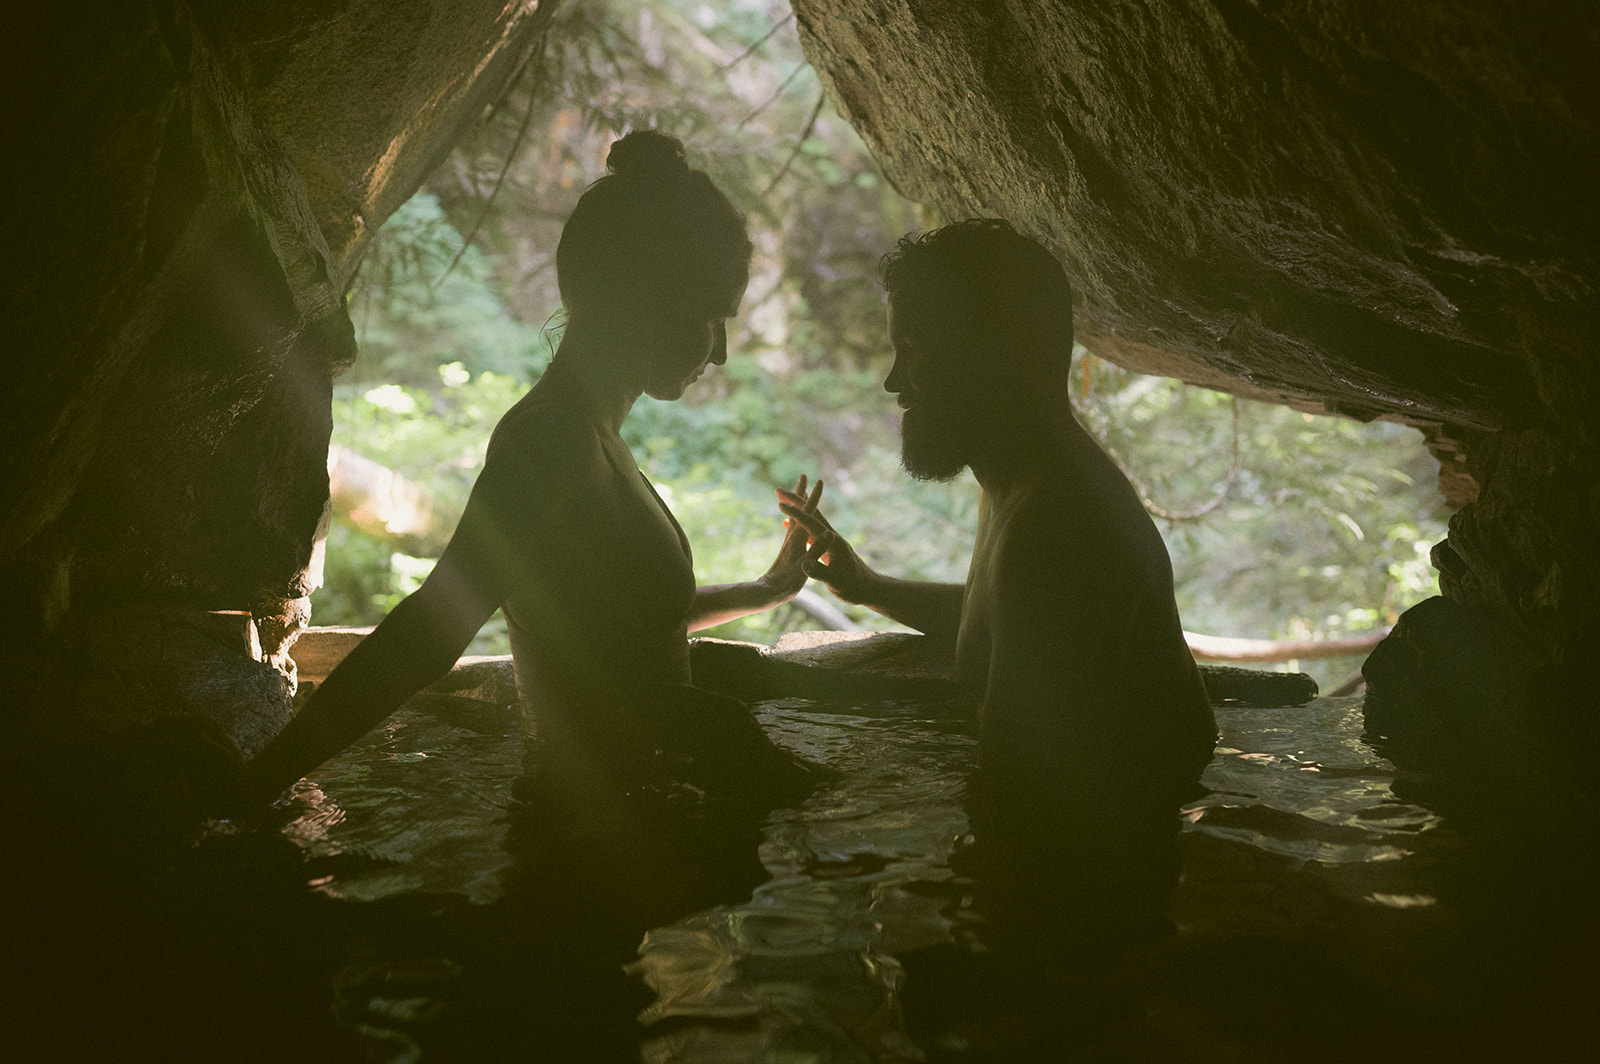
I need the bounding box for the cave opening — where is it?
[316,0,1452,696]
[4,1,1598,1060]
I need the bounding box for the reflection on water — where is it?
[632,700,972,1062]
[7,692,1597,1061]
[1192,697,1444,868]
[281,714,523,903]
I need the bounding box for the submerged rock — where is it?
[1361,595,1582,794]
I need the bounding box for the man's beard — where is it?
[899,404,971,482]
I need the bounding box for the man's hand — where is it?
[688,475,829,632]
[777,489,877,605]
[758,475,824,601]
[780,486,964,637]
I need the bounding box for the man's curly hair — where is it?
[879,218,1075,365]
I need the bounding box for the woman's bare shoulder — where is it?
[486,385,604,472]
[468,387,609,520]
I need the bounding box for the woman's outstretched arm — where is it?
[245,477,527,806]
[687,476,822,632]
[247,396,590,804]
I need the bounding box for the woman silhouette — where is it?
[249,131,823,804]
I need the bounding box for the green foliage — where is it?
[348,192,556,388]
[314,521,401,623]
[329,366,530,517]
[1074,352,1449,687]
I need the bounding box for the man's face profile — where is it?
[885,296,981,482]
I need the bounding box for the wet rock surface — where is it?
[794,1,1596,427]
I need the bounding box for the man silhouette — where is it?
[781,220,1216,814]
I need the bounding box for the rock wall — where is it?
[794,0,1599,716]
[1,2,554,750]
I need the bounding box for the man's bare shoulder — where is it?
[990,460,1173,606]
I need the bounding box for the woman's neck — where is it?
[550,322,646,433]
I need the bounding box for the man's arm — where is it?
[778,491,964,640]
[977,499,1214,804]
[972,507,1125,805]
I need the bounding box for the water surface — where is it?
[8,692,1595,1061]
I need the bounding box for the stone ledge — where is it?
[689,631,964,705]
[690,631,1319,709]
[288,627,1320,715]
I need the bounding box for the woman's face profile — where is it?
[643,273,748,401]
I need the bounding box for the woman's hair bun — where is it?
[606,129,689,180]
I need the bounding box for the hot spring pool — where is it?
[10,692,1596,1062]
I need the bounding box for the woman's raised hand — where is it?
[777,483,876,606]
[760,474,824,600]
